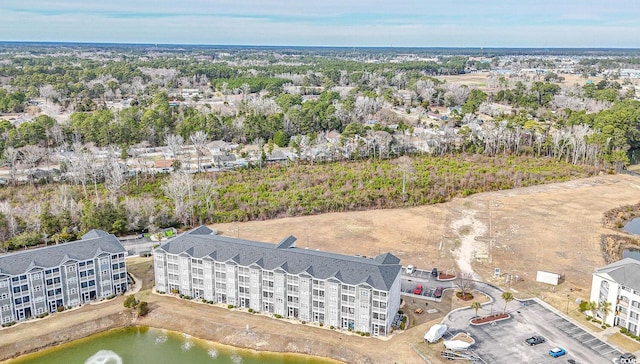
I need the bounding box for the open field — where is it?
[215,174,640,316]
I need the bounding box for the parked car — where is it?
[406,265,415,275]
[549,347,566,358]
[525,335,545,346]
[431,268,438,277]
[413,284,423,295]
[434,286,443,298]
[566,359,576,364]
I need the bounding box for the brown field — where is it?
[3,174,640,364]
[215,174,640,312]
[438,72,605,90]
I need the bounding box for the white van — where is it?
[406,264,415,275]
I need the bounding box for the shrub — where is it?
[398,310,404,315]
[579,301,589,312]
[399,323,405,330]
[274,314,282,318]
[360,332,365,336]
[621,327,628,334]
[138,301,149,316]
[402,316,407,323]
[36,312,49,319]
[319,323,323,327]
[170,289,179,294]
[123,295,138,308]
[330,326,335,330]
[228,304,234,309]
[586,316,592,320]
[365,332,370,336]
[248,308,253,313]
[107,294,116,300]
[57,306,65,312]
[601,325,607,329]
[606,324,611,327]
[2,321,16,327]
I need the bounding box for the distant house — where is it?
[211,154,236,169]
[181,89,201,98]
[0,230,128,324]
[153,159,174,173]
[267,150,288,164]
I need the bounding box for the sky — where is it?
[1,0,639,48]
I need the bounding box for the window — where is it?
[14,298,22,305]
[34,285,42,292]
[2,305,9,311]
[31,273,41,280]
[67,266,75,272]
[0,280,7,288]
[0,293,8,300]
[70,288,77,294]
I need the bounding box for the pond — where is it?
[623,218,640,235]
[7,326,334,364]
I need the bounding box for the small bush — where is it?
[138,301,149,316]
[402,316,407,323]
[36,312,49,319]
[319,323,323,327]
[601,325,607,329]
[274,314,282,318]
[399,322,405,330]
[330,325,335,330]
[123,295,138,308]
[365,332,370,336]
[57,306,65,312]
[228,304,234,309]
[621,327,628,334]
[586,316,592,320]
[248,308,253,313]
[398,310,404,315]
[360,332,365,336]
[156,291,165,295]
[606,324,611,328]
[2,321,16,327]
[301,320,306,324]
[170,289,179,294]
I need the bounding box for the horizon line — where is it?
[1,40,640,51]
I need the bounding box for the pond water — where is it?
[623,218,640,235]
[7,327,333,364]
[622,249,640,261]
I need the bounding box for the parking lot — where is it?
[445,299,622,364]
[401,267,453,301]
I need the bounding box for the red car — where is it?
[413,284,423,295]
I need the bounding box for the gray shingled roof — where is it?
[594,258,640,292]
[158,226,401,291]
[0,230,126,277]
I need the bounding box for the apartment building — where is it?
[590,258,640,333]
[154,226,402,336]
[0,230,128,324]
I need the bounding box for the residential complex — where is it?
[0,230,128,324]
[590,258,640,334]
[154,226,402,336]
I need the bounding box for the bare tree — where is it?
[165,134,184,163]
[394,156,416,203]
[193,177,219,222]
[3,147,20,185]
[189,130,208,172]
[19,145,48,183]
[161,172,194,226]
[455,272,476,299]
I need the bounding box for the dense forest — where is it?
[0,44,638,250]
